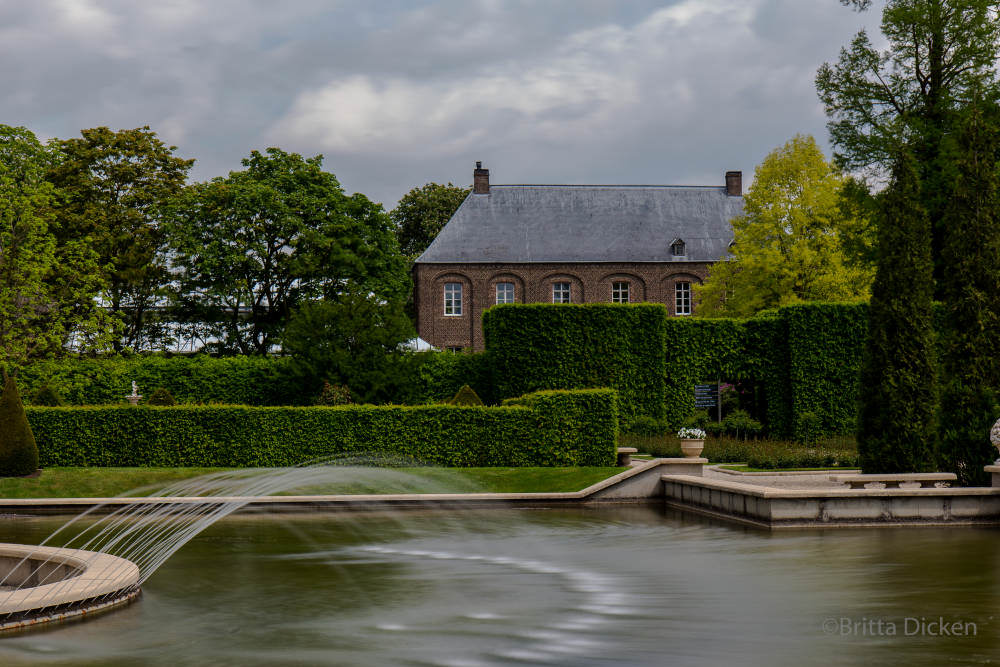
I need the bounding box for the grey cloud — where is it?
[0,0,881,207]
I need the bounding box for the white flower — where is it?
[677,427,706,440]
[990,418,1000,447]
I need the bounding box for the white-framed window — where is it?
[611,281,630,304]
[671,239,686,257]
[495,282,515,304]
[447,346,464,353]
[444,283,463,316]
[675,281,692,316]
[552,282,571,303]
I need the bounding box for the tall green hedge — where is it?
[784,302,869,436]
[662,317,758,427]
[482,302,874,437]
[484,304,666,425]
[26,389,617,468]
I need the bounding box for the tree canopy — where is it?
[391,182,469,259]
[165,148,410,355]
[47,126,193,351]
[282,289,417,404]
[695,135,873,318]
[816,0,1000,290]
[0,125,109,370]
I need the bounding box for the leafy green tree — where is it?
[166,148,410,355]
[47,126,194,351]
[696,135,873,317]
[282,289,417,404]
[817,0,1000,292]
[391,182,469,259]
[857,151,937,473]
[0,125,110,368]
[936,101,1000,484]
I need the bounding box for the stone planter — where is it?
[680,438,704,459]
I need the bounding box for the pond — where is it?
[0,505,997,666]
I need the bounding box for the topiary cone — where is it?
[449,384,484,406]
[0,376,39,476]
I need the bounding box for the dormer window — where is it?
[671,239,686,257]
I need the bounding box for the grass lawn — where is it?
[0,466,626,499]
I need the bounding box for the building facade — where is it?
[413,164,742,351]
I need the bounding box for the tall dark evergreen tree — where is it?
[936,101,1000,485]
[857,151,938,473]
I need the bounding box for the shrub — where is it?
[721,410,763,440]
[449,385,484,406]
[625,415,667,437]
[31,384,65,407]
[316,382,352,406]
[682,410,710,430]
[147,388,177,406]
[0,377,39,476]
[619,431,858,469]
[26,389,618,468]
[794,411,822,446]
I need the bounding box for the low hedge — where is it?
[26,389,618,468]
[620,433,858,469]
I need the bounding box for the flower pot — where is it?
[680,438,704,459]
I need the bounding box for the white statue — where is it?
[126,381,142,406]
[991,417,1000,463]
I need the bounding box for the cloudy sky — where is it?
[1,0,882,207]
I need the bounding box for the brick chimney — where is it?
[473,161,490,194]
[725,170,742,196]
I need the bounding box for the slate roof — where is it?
[415,185,742,264]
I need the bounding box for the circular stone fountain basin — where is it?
[0,543,140,632]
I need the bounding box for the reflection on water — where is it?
[0,505,998,666]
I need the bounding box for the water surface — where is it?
[0,506,997,666]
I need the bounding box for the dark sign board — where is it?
[694,383,719,409]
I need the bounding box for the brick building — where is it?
[413,163,743,351]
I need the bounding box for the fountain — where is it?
[0,458,503,634]
[2,459,1000,664]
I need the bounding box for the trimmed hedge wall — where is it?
[783,303,869,436]
[482,302,875,438]
[26,389,617,468]
[18,356,308,406]
[484,304,667,425]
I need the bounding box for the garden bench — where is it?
[829,473,956,489]
[617,447,638,467]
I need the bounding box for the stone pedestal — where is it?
[658,457,707,477]
[984,465,1000,487]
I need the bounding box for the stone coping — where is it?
[712,465,861,477]
[660,474,1000,499]
[0,459,704,514]
[0,543,139,615]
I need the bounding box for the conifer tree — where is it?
[0,375,39,477]
[857,151,937,473]
[936,101,1000,484]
